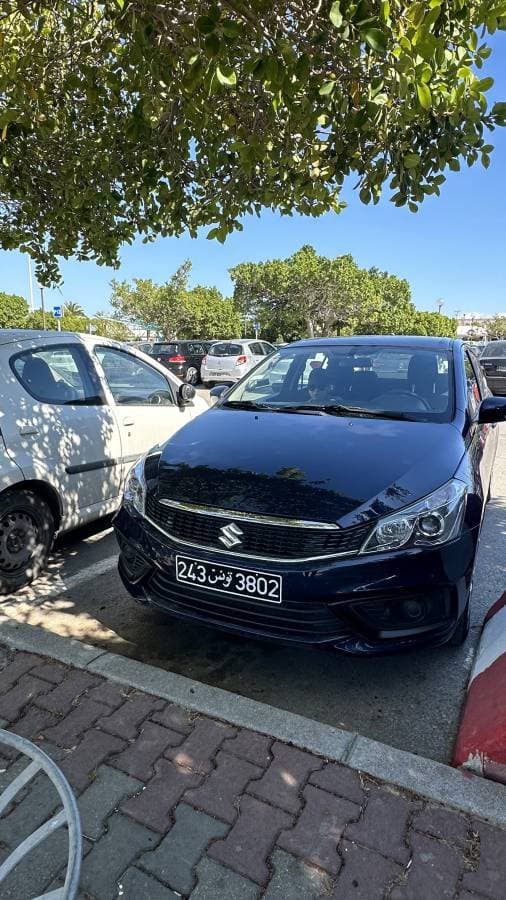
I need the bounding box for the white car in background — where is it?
[201,339,276,387]
[0,329,207,593]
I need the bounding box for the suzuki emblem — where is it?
[219,522,244,549]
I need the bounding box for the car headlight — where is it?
[360,479,467,554]
[123,456,147,516]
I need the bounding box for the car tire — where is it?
[185,366,199,386]
[449,597,471,646]
[0,490,55,595]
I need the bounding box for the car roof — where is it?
[0,329,131,351]
[289,335,457,351]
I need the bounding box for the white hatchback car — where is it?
[201,340,276,388]
[0,329,207,593]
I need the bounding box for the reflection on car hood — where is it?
[157,408,464,525]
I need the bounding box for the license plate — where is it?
[175,554,282,603]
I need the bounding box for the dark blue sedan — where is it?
[114,337,506,654]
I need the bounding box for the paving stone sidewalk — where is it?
[0,646,505,900]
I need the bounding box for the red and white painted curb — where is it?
[453,591,506,784]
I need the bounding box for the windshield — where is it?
[223,344,454,421]
[209,343,243,357]
[482,342,506,359]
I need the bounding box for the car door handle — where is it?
[18,425,39,436]
[122,417,135,426]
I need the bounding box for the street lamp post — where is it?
[40,285,46,330]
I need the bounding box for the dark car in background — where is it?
[149,340,212,385]
[480,341,506,396]
[115,337,506,656]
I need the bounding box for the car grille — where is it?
[145,493,372,561]
[146,570,350,643]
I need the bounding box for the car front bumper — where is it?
[114,505,478,655]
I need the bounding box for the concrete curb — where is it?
[453,591,506,784]
[2,614,506,828]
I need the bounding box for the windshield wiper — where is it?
[222,400,272,411]
[273,403,416,421]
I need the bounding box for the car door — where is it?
[4,340,123,520]
[464,350,494,503]
[468,350,497,496]
[93,345,193,476]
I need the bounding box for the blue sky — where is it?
[1,34,505,319]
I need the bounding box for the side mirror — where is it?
[178,383,196,405]
[478,397,506,424]
[210,384,229,399]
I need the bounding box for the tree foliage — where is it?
[21,309,134,340]
[0,291,28,327]
[1,1,505,283]
[487,317,506,340]
[230,245,456,340]
[63,301,85,316]
[110,263,241,338]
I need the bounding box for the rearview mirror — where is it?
[478,397,506,424]
[178,383,196,405]
[210,384,229,399]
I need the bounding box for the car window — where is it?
[250,342,264,355]
[11,344,103,406]
[95,347,175,406]
[261,342,275,355]
[187,342,204,355]
[152,343,178,355]
[226,344,454,421]
[482,341,506,359]
[465,351,482,416]
[209,343,243,357]
[468,350,488,397]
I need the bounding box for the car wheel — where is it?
[449,597,471,646]
[185,366,199,386]
[0,490,55,594]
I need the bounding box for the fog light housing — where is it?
[402,598,427,623]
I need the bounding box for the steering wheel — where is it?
[370,391,432,412]
[147,390,172,405]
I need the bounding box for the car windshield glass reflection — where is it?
[223,345,454,422]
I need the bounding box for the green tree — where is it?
[231,246,383,340]
[110,262,191,338]
[488,317,506,340]
[63,301,85,317]
[181,287,241,339]
[1,2,505,283]
[0,292,28,328]
[411,311,457,337]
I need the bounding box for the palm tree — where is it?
[64,301,85,316]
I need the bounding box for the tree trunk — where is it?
[306,317,315,338]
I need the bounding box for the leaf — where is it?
[222,20,239,39]
[197,15,216,34]
[416,82,432,109]
[404,153,421,168]
[329,2,343,28]
[363,28,387,54]
[448,158,460,172]
[216,66,237,86]
[319,80,336,96]
[204,33,220,56]
[475,77,494,92]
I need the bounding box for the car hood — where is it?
[157,408,464,526]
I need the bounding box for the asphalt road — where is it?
[1,424,505,765]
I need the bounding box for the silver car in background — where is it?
[201,340,276,387]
